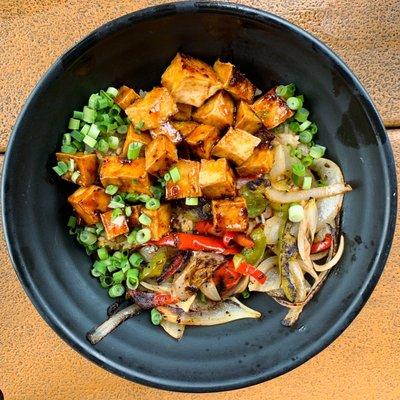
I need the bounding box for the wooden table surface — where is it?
[0,1,399,399]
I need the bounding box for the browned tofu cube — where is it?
[121,124,152,157]
[236,146,275,177]
[128,205,143,227]
[100,210,129,240]
[68,185,110,225]
[114,85,140,110]
[185,124,219,159]
[150,122,182,144]
[161,53,222,107]
[145,134,178,176]
[212,198,248,232]
[171,121,199,138]
[172,103,192,121]
[213,60,256,103]
[235,100,262,134]
[192,91,234,130]
[125,87,178,130]
[165,160,202,200]
[251,88,294,129]
[99,156,151,194]
[56,152,97,187]
[212,127,261,165]
[199,158,236,199]
[142,204,172,240]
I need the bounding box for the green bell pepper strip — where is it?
[241,227,267,265]
[240,186,267,218]
[140,248,168,280]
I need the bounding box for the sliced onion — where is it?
[223,276,249,298]
[313,235,345,271]
[270,144,286,180]
[264,183,352,204]
[140,281,171,293]
[248,256,280,292]
[264,215,283,245]
[86,304,141,345]
[310,250,329,261]
[200,280,221,301]
[157,298,261,326]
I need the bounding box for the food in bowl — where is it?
[52,53,352,343]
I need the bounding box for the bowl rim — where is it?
[2,0,397,393]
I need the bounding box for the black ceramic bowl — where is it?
[2,1,396,392]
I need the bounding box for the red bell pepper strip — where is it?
[156,252,188,283]
[311,234,333,254]
[152,233,239,255]
[128,290,177,309]
[213,261,242,291]
[222,232,255,249]
[195,220,215,235]
[236,261,267,284]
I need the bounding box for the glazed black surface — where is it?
[2,1,396,392]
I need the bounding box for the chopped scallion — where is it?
[96,138,109,153]
[288,204,304,223]
[292,162,306,177]
[125,206,132,217]
[106,87,119,97]
[294,108,309,123]
[73,111,84,120]
[108,284,125,298]
[67,216,77,229]
[286,96,302,110]
[135,120,144,132]
[289,121,300,132]
[108,136,119,150]
[136,228,151,244]
[309,145,326,159]
[169,166,180,183]
[82,106,96,124]
[185,197,199,206]
[97,247,109,261]
[79,230,97,246]
[302,176,312,190]
[105,185,119,195]
[83,135,97,148]
[61,145,77,154]
[299,120,312,132]
[151,308,162,325]
[126,269,140,290]
[139,213,152,226]
[71,171,80,183]
[145,198,160,210]
[127,142,143,160]
[129,253,143,268]
[68,118,80,130]
[299,130,313,144]
[87,123,100,139]
[302,155,313,167]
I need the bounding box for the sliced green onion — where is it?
[108,136,119,150]
[163,172,171,182]
[97,97,109,110]
[88,93,100,109]
[67,216,77,229]
[289,121,300,132]
[106,87,119,97]
[294,108,309,123]
[136,228,151,244]
[53,165,64,176]
[292,162,306,177]
[73,110,84,120]
[125,193,139,203]
[129,253,143,268]
[82,106,96,124]
[135,120,144,132]
[145,198,160,210]
[139,213,152,226]
[299,130,313,144]
[241,289,250,299]
[108,198,125,209]
[286,97,302,110]
[71,171,80,183]
[151,186,164,200]
[117,125,128,134]
[105,184,118,195]
[96,138,109,153]
[289,147,302,158]
[67,159,75,172]
[87,123,100,139]
[151,308,162,325]
[127,142,143,160]
[125,206,132,217]
[185,197,199,206]
[109,104,121,116]
[71,130,85,142]
[309,122,318,135]
[63,133,71,145]
[80,124,90,135]
[57,161,68,174]
[93,260,107,275]
[99,276,112,288]
[299,120,312,132]
[288,204,304,222]
[302,155,313,167]
[275,83,295,100]
[127,230,138,244]
[126,269,140,290]
[68,118,80,130]
[138,194,150,203]
[72,140,84,151]
[61,145,77,154]
[309,145,326,159]
[108,284,125,298]
[169,166,180,183]
[107,122,119,133]
[97,248,109,261]
[83,135,97,148]
[112,208,123,220]
[302,176,312,190]
[112,270,125,284]
[91,268,102,277]
[79,230,97,245]
[114,115,125,125]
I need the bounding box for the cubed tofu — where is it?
[185,124,220,159]
[235,100,262,134]
[143,204,172,240]
[68,185,110,225]
[114,85,140,110]
[212,198,248,232]
[212,127,261,165]
[150,122,182,144]
[199,158,236,198]
[236,146,275,177]
[213,60,256,102]
[171,121,199,138]
[192,91,234,129]
[56,152,97,187]
[121,124,152,157]
[145,134,178,176]
[125,87,178,130]
[172,103,192,121]
[165,160,202,200]
[251,88,294,129]
[99,156,151,194]
[161,53,222,107]
[100,210,129,240]
[128,205,143,227]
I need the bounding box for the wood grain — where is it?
[0,0,399,152]
[0,131,399,399]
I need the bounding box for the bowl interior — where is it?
[2,3,395,392]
